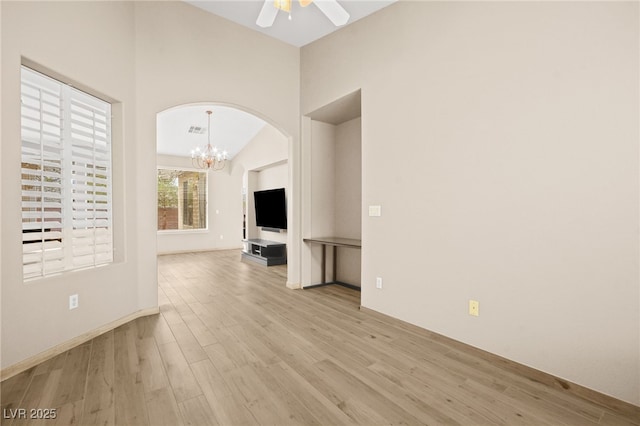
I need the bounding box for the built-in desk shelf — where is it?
[303,236,362,290]
[242,239,287,266]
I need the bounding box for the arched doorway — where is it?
[155,102,293,282]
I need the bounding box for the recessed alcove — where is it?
[303,90,362,291]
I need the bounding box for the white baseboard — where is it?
[286,281,301,289]
[157,246,242,255]
[0,306,160,382]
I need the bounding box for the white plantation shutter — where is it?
[69,89,113,268]
[21,69,65,279]
[21,66,112,280]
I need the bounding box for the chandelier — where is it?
[191,110,227,171]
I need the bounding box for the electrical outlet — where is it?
[369,205,382,217]
[69,294,79,310]
[376,277,383,289]
[220,235,224,240]
[469,300,479,316]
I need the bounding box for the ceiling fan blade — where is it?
[314,0,349,26]
[256,0,278,28]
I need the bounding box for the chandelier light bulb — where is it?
[191,110,227,171]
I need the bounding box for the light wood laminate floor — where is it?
[2,250,638,425]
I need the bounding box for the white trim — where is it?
[157,229,209,235]
[157,246,242,255]
[156,166,209,231]
[156,164,206,173]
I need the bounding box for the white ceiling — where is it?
[157,105,267,159]
[185,0,397,47]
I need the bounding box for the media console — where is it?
[241,239,287,266]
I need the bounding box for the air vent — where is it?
[188,126,206,134]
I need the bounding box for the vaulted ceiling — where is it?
[185,0,396,47]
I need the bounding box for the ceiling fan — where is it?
[256,0,350,28]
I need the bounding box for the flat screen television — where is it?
[254,188,287,230]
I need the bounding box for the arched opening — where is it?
[155,102,292,281]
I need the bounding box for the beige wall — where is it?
[335,118,362,286]
[232,123,289,247]
[232,124,289,174]
[1,0,301,371]
[1,1,140,369]
[306,121,337,284]
[257,163,288,191]
[310,121,337,236]
[301,1,639,405]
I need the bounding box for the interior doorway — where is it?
[155,103,290,279]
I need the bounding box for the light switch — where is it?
[376,277,383,289]
[69,294,79,310]
[369,205,381,217]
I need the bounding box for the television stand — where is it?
[241,239,287,266]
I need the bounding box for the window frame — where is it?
[156,165,209,234]
[21,65,113,281]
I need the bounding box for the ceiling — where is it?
[185,0,397,47]
[157,105,267,159]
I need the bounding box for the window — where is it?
[157,168,207,231]
[21,66,112,280]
